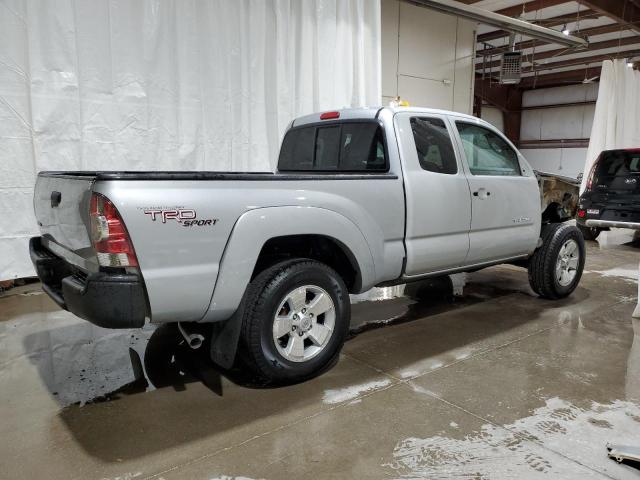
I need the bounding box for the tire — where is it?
[528,223,585,299]
[578,224,601,241]
[239,259,350,383]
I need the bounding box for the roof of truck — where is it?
[291,106,481,128]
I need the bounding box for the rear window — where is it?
[596,151,640,178]
[278,122,387,172]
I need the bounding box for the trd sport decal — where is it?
[141,207,218,227]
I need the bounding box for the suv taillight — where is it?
[585,159,598,191]
[90,193,138,267]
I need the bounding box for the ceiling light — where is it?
[628,62,634,68]
[562,25,570,36]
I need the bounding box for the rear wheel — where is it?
[578,224,601,241]
[239,259,350,383]
[528,223,585,299]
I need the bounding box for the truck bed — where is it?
[38,171,398,181]
[34,170,406,324]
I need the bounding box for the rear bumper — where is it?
[29,237,147,329]
[585,219,640,230]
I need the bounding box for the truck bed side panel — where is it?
[94,175,405,324]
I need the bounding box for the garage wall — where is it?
[381,0,476,113]
[520,148,588,179]
[519,83,598,178]
[0,0,381,280]
[481,106,504,132]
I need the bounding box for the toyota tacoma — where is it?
[30,107,586,382]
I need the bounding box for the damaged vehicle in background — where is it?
[537,171,580,224]
[30,107,586,383]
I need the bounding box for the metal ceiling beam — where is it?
[518,66,602,87]
[405,0,588,47]
[522,48,640,72]
[478,35,640,70]
[477,9,599,43]
[477,23,637,57]
[493,0,572,18]
[580,0,640,33]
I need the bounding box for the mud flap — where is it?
[209,305,244,369]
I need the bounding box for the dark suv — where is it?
[577,148,640,240]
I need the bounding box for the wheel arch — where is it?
[200,206,375,323]
[252,234,362,293]
[542,201,571,224]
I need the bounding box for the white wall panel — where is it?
[398,75,453,111]
[522,105,595,141]
[522,83,598,107]
[398,3,457,81]
[481,106,504,132]
[581,104,596,138]
[540,106,585,140]
[453,19,476,114]
[521,110,543,141]
[381,0,399,98]
[522,148,587,179]
[520,83,597,182]
[382,0,476,113]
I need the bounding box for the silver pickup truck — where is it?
[30,107,585,382]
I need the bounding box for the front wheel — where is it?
[528,223,585,299]
[239,259,350,383]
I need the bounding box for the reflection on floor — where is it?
[1,229,639,479]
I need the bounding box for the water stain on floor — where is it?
[385,397,640,479]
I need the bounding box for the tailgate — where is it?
[34,173,96,269]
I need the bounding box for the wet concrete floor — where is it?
[1,229,640,479]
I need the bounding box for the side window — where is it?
[455,122,520,176]
[278,123,387,172]
[410,117,457,174]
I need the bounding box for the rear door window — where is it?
[278,122,387,172]
[410,117,457,174]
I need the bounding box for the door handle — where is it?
[473,188,491,199]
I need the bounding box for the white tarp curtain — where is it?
[0,0,381,280]
[581,59,640,191]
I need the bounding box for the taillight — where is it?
[585,160,598,191]
[90,193,138,267]
[577,209,586,218]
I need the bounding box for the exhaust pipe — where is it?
[178,322,205,350]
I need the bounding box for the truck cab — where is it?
[283,107,541,277]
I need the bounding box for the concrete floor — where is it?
[2,230,640,479]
